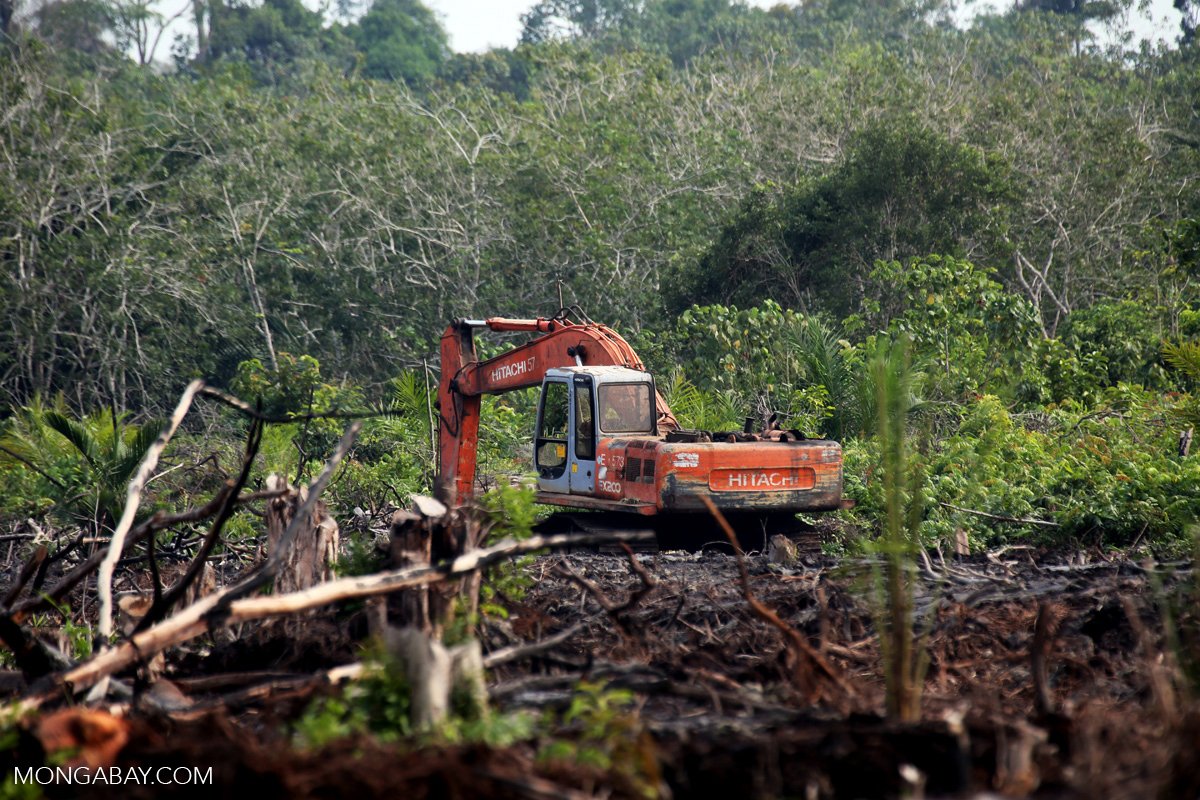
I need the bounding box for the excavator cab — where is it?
[534,367,656,496]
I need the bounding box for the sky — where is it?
[136,0,1185,65]
[424,0,1184,53]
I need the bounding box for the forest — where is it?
[2,0,1200,796]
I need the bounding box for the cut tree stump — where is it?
[265,474,339,595]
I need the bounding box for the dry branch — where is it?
[483,617,596,668]
[939,502,1059,528]
[553,544,657,636]
[37,529,654,703]
[12,485,235,621]
[98,379,204,642]
[701,496,852,702]
[1,545,46,610]
[133,419,263,634]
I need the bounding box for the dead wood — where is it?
[1122,595,1179,720]
[553,544,657,638]
[98,379,205,642]
[0,615,70,680]
[1031,601,1064,717]
[264,473,339,595]
[25,529,653,705]
[483,615,602,668]
[701,496,852,703]
[386,502,438,633]
[1,545,46,610]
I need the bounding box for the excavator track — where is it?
[534,511,821,555]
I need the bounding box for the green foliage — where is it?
[674,119,1009,318]
[863,336,929,722]
[538,680,658,794]
[859,257,1039,403]
[4,0,1200,559]
[479,482,539,542]
[660,374,743,432]
[0,397,162,532]
[232,353,325,418]
[1056,301,1171,390]
[330,371,436,513]
[435,708,536,748]
[349,0,449,84]
[788,316,871,439]
[293,645,412,748]
[293,639,533,750]
[848,389,1200,552]
[232,352,364,480]
[477,484,539,618]
[334,532,385,577]
[655,302,853,437]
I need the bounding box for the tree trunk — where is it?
[265,474,338,595]
[0,0,14,38]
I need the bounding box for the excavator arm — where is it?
[435,315,678,506]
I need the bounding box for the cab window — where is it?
[598,383,653,434]
[575,381,595,460]
[536,381,569,477]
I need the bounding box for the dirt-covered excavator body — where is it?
[435,313,844,531]
[531,365,842,516]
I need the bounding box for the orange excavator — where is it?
[435,309,843,545]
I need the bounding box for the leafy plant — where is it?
[293,639,533,750]
[865,336,930,722]
[659,373,743,432]
[293,643,412,748]
[538,680,660,795]
[0,397,163,534]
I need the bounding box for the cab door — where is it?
[534,378,570,493]
[569,375,596,494]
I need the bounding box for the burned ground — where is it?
[4,545,1196,799]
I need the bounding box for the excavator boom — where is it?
[436,316,677,505]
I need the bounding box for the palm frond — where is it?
[43,410,105,469]
[391,371,430,416]
[1164,340,1200,381]
[112,418,166,486]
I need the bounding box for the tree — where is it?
[671,119,1008,319]
[28,0,114,55]
[1,0,16,38]
[349,0,448,84]
[108,0,192,64]
[206,0,325,63]
[1178,0,1198,43]
[520,0,639,45]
